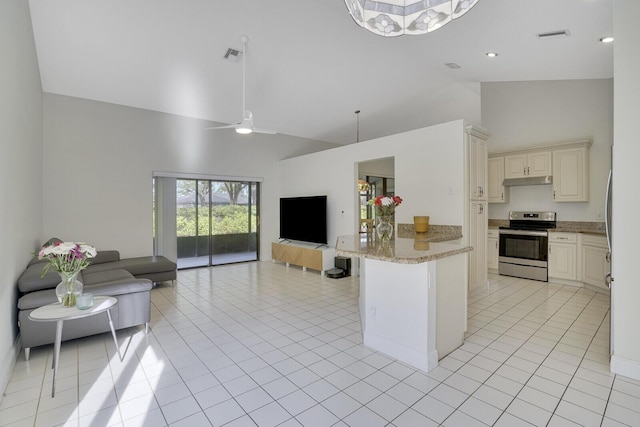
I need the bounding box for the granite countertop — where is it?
[552,228,606,236]
[335,234,471,264]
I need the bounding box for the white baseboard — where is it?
[0,334,21,404]
[611,355,640,381]
[364,332,438,373]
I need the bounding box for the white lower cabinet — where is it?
[469,201,488,287]
[487,229,499,271]
[580,234,610,291]
[548,232,577,281]
[546,232,610,292]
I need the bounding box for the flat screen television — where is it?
[279,195,327,245]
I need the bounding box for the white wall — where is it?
[0,0,43,398]
[358,157,394,179]
[482,79,613,222]
[42,94,337,260]
[611,0,640,380]
[277,120,467,246]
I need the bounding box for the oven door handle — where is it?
[499,229,548,237]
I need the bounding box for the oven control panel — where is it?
[509,211,556,222]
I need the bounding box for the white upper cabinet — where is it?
[487,157,506,203]
[469,135,488,200]
[489,139,591,203]
[504,151,552,178]
[553,147,589,202]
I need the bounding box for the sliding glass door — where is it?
[176,179,259,269]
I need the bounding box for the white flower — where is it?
[79,244,97,258]
[37,241,97,277]
[57,242,76,254]
[380,197,393,206]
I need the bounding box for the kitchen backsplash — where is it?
[489,219,605,233]
[397,224,462,236]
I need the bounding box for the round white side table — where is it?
[29,296,122,397]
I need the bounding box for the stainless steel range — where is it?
[499,211,556,282]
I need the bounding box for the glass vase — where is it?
[55,272,83,307]
[376,216,394,242]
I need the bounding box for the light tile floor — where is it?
[2,263,639,426]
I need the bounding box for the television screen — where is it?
[279,196,327,245]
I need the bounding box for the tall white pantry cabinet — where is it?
[467,126,490,288]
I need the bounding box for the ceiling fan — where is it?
[207,35,276,135]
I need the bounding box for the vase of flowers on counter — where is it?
[368,195,403,242]
[38,241,97,307]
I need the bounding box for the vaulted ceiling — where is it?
[28,0,613,145]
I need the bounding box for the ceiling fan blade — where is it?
[253,127,277,135]
[205,124,237,130]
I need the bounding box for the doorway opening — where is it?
[357,157,395,233]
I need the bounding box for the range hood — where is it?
[503,176,553,187]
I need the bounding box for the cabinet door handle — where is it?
[527,166,530,175]
[501,192,504,200]
[557,237,568,240]
[553,190,556,199]
[549,247,552,254]
[606,252,611,262]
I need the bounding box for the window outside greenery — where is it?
[176,179,257,237]
[177,204,257,236]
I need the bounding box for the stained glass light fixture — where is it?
[344,0,479,37]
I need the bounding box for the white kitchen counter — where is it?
[336,235,470,372]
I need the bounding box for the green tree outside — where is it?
[176,179,257,237]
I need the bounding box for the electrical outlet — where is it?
[596,212,603,220]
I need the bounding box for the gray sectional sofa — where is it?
[17,245,177,360]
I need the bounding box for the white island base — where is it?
[360,253,467,372]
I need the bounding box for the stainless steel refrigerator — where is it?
[605,169,613,355]
[605,169,613,287]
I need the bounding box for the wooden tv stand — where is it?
[272,241,335,273]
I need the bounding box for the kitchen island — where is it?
[336,234,472,372]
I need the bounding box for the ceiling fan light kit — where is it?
[344,0,478,37]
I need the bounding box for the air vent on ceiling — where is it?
[223,48,243,62]
[445,62,462,69]
[537,29,571,39]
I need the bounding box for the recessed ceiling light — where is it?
[600,36,614,43]
[486,52,498,58]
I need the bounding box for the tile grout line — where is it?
[445,282,610,426]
